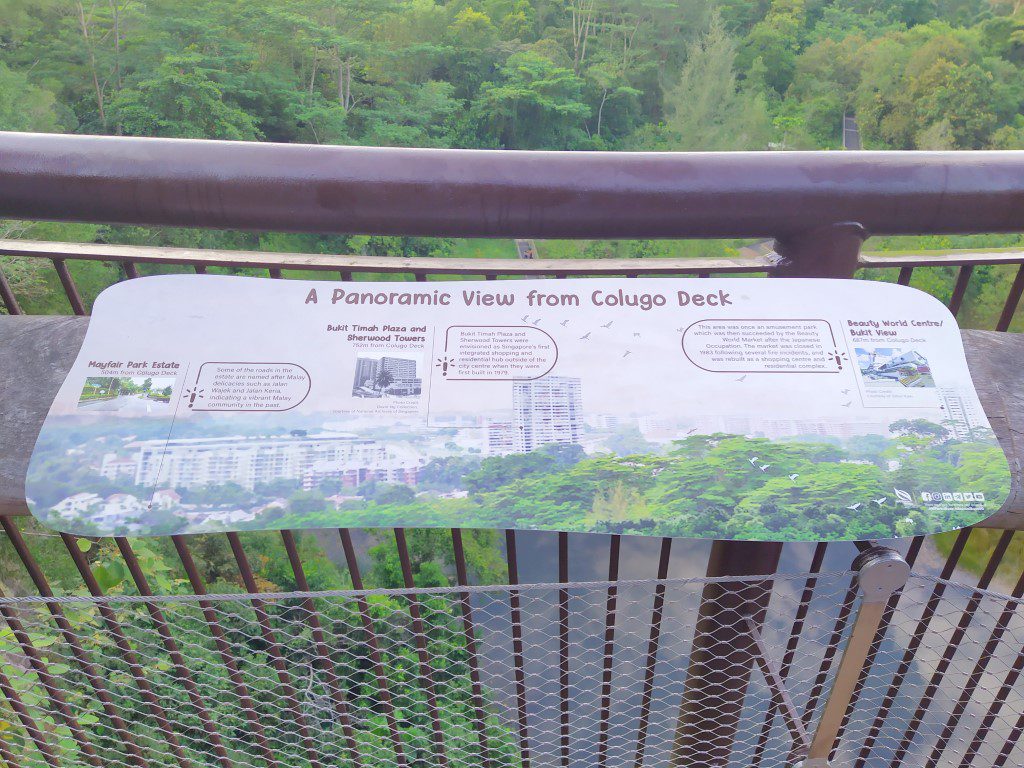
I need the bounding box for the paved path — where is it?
[515,239,538,259]
[843,115,862,150]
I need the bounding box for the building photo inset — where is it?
[855,348,935,388]
[77,376,176,412]
[351,353,423,398]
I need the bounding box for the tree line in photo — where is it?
[241,419,1006,541]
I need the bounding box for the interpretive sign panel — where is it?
[26,275,1009,540]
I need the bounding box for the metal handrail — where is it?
[4,133,1024,239]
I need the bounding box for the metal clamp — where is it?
[854,547,912,604]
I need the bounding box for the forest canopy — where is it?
[3,0,1024,152]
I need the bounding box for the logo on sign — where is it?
[894,488,914,506]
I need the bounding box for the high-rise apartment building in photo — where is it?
[131,432,416,490]
[940,387,984,439]
[485,419,516,455]
[380,356,416,381]
[513,376,583,453]
[352,357,379,390]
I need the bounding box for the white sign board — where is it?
[26,275,1009,540]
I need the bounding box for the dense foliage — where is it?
[0,526,515,766]
[257,427,1008,541]
[6,0,1024,151]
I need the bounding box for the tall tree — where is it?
[113,50,262,139]
[663,13,772,150]
[472,50,590,148]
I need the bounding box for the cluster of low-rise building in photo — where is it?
[50,487,305,533]
[102,431,423,491]
[59,430,427,530]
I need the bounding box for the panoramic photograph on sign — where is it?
[25,274,1009,541]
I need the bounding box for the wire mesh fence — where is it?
[2,571,1024,768]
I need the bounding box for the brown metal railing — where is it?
[3,240,1024,333]
[2,531,1019,768]
[5,135,1024,768]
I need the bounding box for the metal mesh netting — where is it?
[1,572,1024,768]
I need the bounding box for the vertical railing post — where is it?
[671,222,866,766]
[0,264,22,315]
[798,547,910,767]
[670,541,783,766]
[770,223,867,279]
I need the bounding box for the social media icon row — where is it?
[921,491,985,503]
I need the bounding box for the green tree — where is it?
[444,6,501,96]
[113,50,262,140]
[0,223,51,314]
[287,489,328,515]
[606,426,657,455]
[889,418,949,442]
[0,61,63,131]
[737,0,806,94]
[472,50,590,148]
[464,451,560,492]
[590,481,648,530]
[663,13,772,150]
[373,483,416,505]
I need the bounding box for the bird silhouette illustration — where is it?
[759,463,772,472]
[532,318,542,325]
[520,315,530,323]
[622,350,631,358]
[735,374,747,382]
[686,427,698,435]
[601,321,614,328]
[841,388,851,395]
[846,503,862,510]
[580,332,592,340]
[748,456,759,465]
[842,401,852,407]
[873,497,888,505]
[789,473,799,481]
[560,320,570,327]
